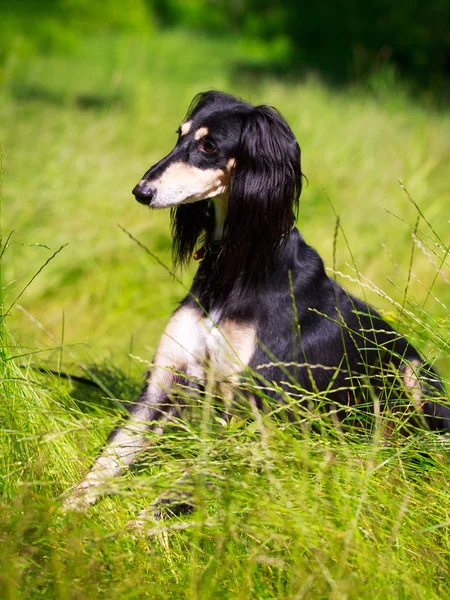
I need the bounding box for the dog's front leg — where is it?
[64,306,205,510]
[63,390,174,510]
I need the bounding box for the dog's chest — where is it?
[202,308,225,357]
[163,306,256,381]
[190,310,234,372]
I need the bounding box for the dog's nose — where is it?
[132,181,156,205]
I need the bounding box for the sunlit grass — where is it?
[1,30,450,599]
[2,31,449,371]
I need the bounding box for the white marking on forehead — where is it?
[194,127,209,140]
[181,121,192,136]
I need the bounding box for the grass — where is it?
[1,29,450,598]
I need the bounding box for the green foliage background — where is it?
[1,0,449,94]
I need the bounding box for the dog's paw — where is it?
[60,481,99,513]
[151,496,195,521]
[126,494,195,534]
[61,495,92,513]
[126,515,149,530]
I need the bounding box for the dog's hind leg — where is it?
[64,306,206,510]
[401,360,450,432]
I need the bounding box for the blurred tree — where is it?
[150,0,449,92]
[0,0,153,72]
[1,0,448,93]
[279,0,450,88]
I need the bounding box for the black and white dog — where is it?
[66,90,449,512]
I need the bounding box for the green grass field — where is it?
[1,31,450,599]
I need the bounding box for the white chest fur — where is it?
[153,306,256,386]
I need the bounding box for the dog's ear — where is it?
[223,105,302,286]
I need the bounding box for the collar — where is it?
[193,240,224,261]
[193,225,296,261]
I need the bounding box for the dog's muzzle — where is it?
[132,181,156,205]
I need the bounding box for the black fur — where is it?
[66,91,450,513]
[133,90,449,431]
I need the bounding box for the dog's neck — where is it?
[212,196,229,241]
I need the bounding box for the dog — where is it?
[65,90,449,513]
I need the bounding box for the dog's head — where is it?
[133,91,243,208]
[133,91,303,280]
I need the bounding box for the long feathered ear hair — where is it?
[221,105,302,287]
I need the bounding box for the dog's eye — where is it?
[200,140,216,154]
